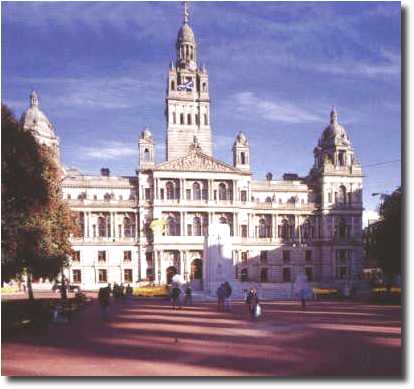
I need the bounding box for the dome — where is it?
[236,131,248,145]
[177,22,195,44]
[19,91,57,141]
[141,127,153,141]
[319,108,350,147]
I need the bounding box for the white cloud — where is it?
[363,209,380,228]
[79,141,136,160]
[233,92,324,124]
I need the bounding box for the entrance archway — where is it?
[190,259,203,290]
[166,266,177,285]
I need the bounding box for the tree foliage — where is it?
[365,187,402,278]
[1,104,75,286]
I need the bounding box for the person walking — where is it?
[223,281,232,311]
[216,283,225,312]
[246,287,260,319]
[171,284,182,310]
[98,285,111,321]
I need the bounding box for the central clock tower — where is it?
[165,3,212,161]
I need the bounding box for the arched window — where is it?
[338,151,346,166]
[190,47,194,60]
[240,152,246,165]
[202,82,207,92]
[166,216,177,236]
[104,193,111,202]
[166,181,174,200]
[302,220,311,240]
[265,196,272,203]
[187,113,192,125]
[204,113,208,125]
[219,216,227,224]
[193,182,201,200]
[338,185,347,204]
[98,216,107,237]
[180,113,184,125]
[218,183,227,200]
[172,112,176,124]
[123,217,133,238]
[259,218,267,238]
[279,219,289,240]
[193,216,202,236]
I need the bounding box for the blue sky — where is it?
[1,1,401,221]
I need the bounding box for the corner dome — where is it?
[319,107,350,147]
[236,131,248,145]
[140,127,153,141]
[177,22,195,44]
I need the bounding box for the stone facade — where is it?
[18,5,364,295]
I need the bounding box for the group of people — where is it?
[98,283,133,320]
[216,281,232,312]
[170,283,192,309]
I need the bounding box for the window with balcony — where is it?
[241,252,248,264]
[193,216,202,236]
[98,216,108,237]
[123,251,132,262]
[218,183,227,200]
[98,251,106,262]
[241,190,247,202]
[193,182,201,200]
[124,269,133,283]
[278,219,289,240]
[124,217,135,238]
[258,218,271,238]
[283,267,291,282]
[166,182,174,200]
[72,270,81,283]
[98,269,107,283]
[166,216,178,236]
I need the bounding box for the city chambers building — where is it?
[19,7,364,297]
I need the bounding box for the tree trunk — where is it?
[27,273,34,300]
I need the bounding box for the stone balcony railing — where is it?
[70,236,136,244]
[253,202,318,211]
[67,199,137,208]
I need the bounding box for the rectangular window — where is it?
[124,269,133,283]
[202,189,208,200]
[282,250,290,263]
[260,268,268,283]
[305,267,313,282]
[98,251,106,262]
[305,250,312,262]
[186,189,191,200]
[240,190,247,202]
[72,269,81,283]
[187,224,192,236]
[213,190,217,200]
[283,267,291,282]
[123,251,132,261]
[98,269,107,283]
[145,188,151,200]
[241,252,248,264]
[241,225,248,238]
[118,225,122,237]
[73,251,80,262]
[160,189,164,200]
[260,250,268,264]
[328,192,332,203]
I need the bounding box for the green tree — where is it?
[1,104,75,299]
[365,187,401,281]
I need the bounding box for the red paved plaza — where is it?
[2,296,402,377]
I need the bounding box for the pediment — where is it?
[156,147,244,174]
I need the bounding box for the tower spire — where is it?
[330,105,337,125]
[183,1,189,24]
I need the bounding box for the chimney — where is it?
[100,168,110,177]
